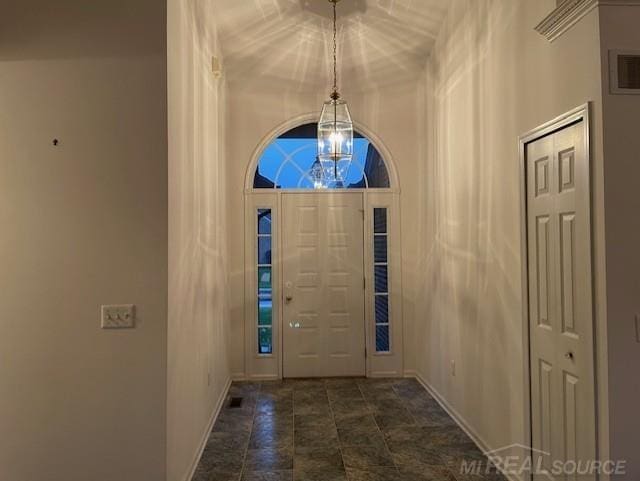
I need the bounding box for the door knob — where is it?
[285,295,293,303]
[565,351,575,361]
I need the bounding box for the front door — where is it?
[526,120,596,479]
[282,192,366,378]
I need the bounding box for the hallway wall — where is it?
[415,0,608,472]
[167,1,231,480]
[0,2,169,481]
[598,5,640,477]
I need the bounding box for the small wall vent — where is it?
[610,50,640,95]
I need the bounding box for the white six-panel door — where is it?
[282,192,366,378]
[526,121,596,480]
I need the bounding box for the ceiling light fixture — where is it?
[317,0,353,186]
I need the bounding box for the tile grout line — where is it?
[363,380,402,476]
[326,379,348,480]
[292,381,296,479]
[237,381,260,481]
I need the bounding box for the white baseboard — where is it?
[369,371,403,378]
[183,377,232,481]
[231,372,246,381]
[413,372,523,481]
[247,374,279,381]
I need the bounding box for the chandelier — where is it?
[317,0,353,185]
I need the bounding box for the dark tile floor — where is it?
[193,378,505,481]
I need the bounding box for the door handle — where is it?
[285,295,293,303]
[565,351,575,361]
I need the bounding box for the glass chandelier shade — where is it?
[317,0,353,185]
[317,98,353,183]
[308,157,327,189]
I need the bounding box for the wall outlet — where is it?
[212,56,223,79]
[101,304,136,329]
[451,360,456,377]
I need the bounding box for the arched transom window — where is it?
[253,123,391,189]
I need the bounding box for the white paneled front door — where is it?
[282,193,366,378]
[526,120,596,479]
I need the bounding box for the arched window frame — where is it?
[244,114,400,193]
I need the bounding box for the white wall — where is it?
[598,5,640,478]
[0,2,168,481]
[416,0,608,468]
[226,80,422,380]
[167,1,231,480]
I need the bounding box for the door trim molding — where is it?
[518,103,595,481]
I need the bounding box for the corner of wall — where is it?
[167,0,231,479]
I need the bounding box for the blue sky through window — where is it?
[256,135,387,189]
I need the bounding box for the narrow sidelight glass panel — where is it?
[373,208,387,234]
[258,266,272,290]
[374,266,388,293]
[258,209,272,234]
[376,325,390,352]
[374,235,388,264]
[257,208,273,355]
[258,237,272,265]
[375,295,389,324]
[373,207,390,353]
[258,327,273,354]
[258,293,272,326]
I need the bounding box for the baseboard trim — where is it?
[247,374,279,381]
[183,377,232,481]
[413,372,523,481]
[231,372,246,381]
[370,371,402,378]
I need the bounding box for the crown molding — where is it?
[535,0,640,42]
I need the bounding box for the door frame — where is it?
[518,103,597,479]
[243,188,403,381]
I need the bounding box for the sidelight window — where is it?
[373,208,390,352]
[257,209,273,354]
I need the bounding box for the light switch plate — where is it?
[101,304,136,329]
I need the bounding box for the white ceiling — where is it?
[211,0,450,90]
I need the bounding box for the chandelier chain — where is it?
[333,0,337,95]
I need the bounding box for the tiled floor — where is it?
[193,378,505,481]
